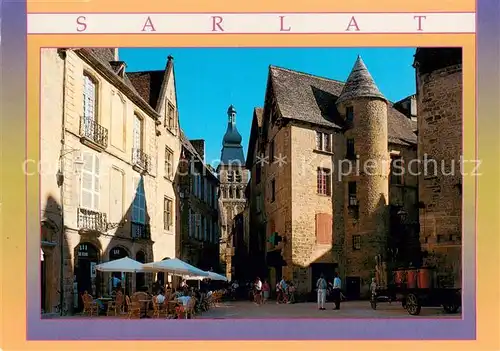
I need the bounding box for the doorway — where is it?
[135,250,146,290]
[109,246,129,293]
[75,242,99,311]
[345,276,361,300]
[41,252,46,312]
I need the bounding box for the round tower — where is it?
[336,56,389,289]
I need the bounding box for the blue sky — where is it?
[119,48,416,164]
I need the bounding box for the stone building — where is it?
[414,48,462,288]
[246,57,422,297]
[217,105,249,280]
[40,48,181,313]
[176,134,221,272]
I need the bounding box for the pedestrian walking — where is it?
[332,272,342,310]
[316,273,327,310]
[253,277,262,305]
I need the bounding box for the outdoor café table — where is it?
[97,297,112,315]
[139,299,151,318]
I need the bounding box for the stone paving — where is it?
[196,300,462,319]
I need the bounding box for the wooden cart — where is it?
[370,267,461,316]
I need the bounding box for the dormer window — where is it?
[227,171,234,182]
[235,171,242,183]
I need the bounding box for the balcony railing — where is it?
[131,222,151,239]
[78,208,107,232]
[80,117,108,150]
[132,148,151,173]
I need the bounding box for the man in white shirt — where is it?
[332,272,342,310]
[254,277,263,305]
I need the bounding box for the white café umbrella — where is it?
[143,258,209,277]
[95,257,146,295]
[95,256,146,273]
[184,271,228,281]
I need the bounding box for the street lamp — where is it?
[56,148,82,316]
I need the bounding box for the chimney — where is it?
[113,48,119,61]
[189,139,205,162]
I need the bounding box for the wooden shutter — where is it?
[316,213,333,245]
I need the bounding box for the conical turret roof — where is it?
[336,56,386,105]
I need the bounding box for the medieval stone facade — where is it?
[40,48,181,313]
[177,135,221,272]
[246,49,461,298]
[414,48,463,288]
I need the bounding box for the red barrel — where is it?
[417,268,432,289]
[406,269,417,288]
[394,270,404,286]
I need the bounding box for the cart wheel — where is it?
[405,293,421,316]
[443,304,459,314]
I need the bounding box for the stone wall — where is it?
[416,62,462,288]
[340,98,389,296]
[289,123,336,292]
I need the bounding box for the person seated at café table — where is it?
[156,289,166,304]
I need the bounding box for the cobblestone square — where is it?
[197,300,462,319]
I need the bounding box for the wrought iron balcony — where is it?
[132,148,151,173]
[77,208,107,232]
[131,222,151,240]
[80,117,108,150]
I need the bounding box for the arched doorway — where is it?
[75,242,99,310]
[135,251,146,291]
[109,246,129,293]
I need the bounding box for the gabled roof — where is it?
[267,65,417,146]
[76,48,160,120]
[127,55,175,113]
[127,70,165,110]
[245,107,263,169]
[179,130,219,182]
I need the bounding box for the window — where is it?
[352,235,361,250]
[255,163,262,184]
[166,102,176,131]
[348,181,357,206]
[192,174,197,195]
[227,171,234,182]
[163,197,173,231]
[256,194,262,213]
[229,187,234,198]
[390,157,403,185]
[81,152,100,210]
[346,138,355,159]
[437,235,443,243]
[133,114,143,151]
[207,182,212,205]
[188,209,193,237]
[236,188,241,199]
[236,170,242,182]
[315,132,332,152]
[83,73,97,122]
[132,177,146,224]
[164,147,173,180]
[346,106,354,125]
[317,168,332,196]
[269,140,275,162]
[203,216,208,241]
[271,179,276,202]
[201,177,206,201]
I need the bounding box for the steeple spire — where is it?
[336,55,386,105]
[220,104,245,165]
